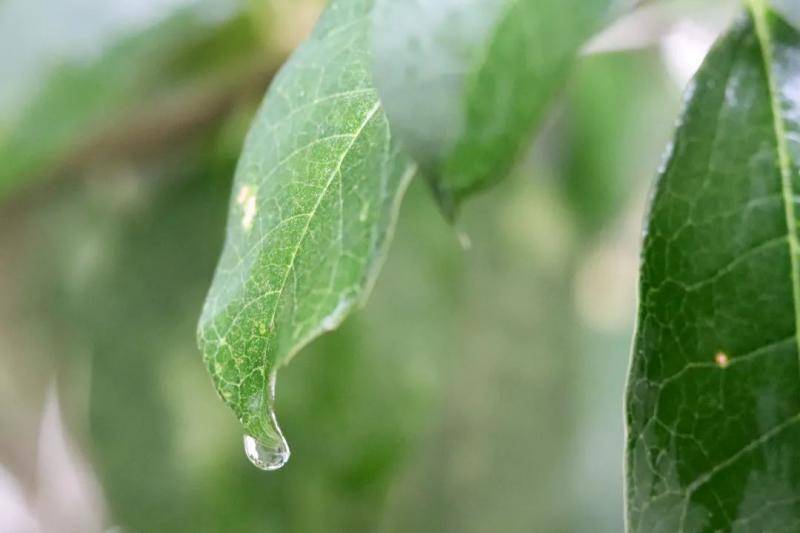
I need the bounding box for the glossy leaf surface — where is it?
[197,0,415,460]
[627,5,800,530]
[372,0,613,215]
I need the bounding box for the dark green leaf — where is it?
[372,0,614,216]
[197,0,416,467]
[627,4,800,530]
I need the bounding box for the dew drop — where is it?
[242,372,290,471]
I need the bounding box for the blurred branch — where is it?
[39,56,284,187]
[64,62,278,167]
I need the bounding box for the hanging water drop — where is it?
[242,370,290,471]
[243,433,290,471]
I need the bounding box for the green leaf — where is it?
[372,0,614,216]
[561,50,679,234]
[627,5,800,530]
[772,0,800,29]
[197,0,416,467]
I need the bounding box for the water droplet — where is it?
[243,372,290,471]
[243,433,289,471]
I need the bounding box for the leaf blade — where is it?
[627,7,800,530]
[197,0,415,459]
[372,0,614,215]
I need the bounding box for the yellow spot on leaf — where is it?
[237,185,258,231]
[714,351,730,369]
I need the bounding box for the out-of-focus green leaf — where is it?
[560,50,679,234]
[627,5,800,530]
[0,4,262,198]
[378,174,586,532]
[772,0,800,28]
[197,0,416,466]
[372,0,615,216]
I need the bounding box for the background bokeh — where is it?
[0,1,734,531]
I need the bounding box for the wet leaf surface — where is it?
[627,4,800,530]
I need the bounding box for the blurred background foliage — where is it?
[0,0,735,531]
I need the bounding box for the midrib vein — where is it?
[750,0,800,356]
[267,100,382,350]
[249,100,381,436]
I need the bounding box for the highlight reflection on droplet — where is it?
[243,434,290,471]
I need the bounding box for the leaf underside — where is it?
[197,0,414,447]
[626,6,800,531]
